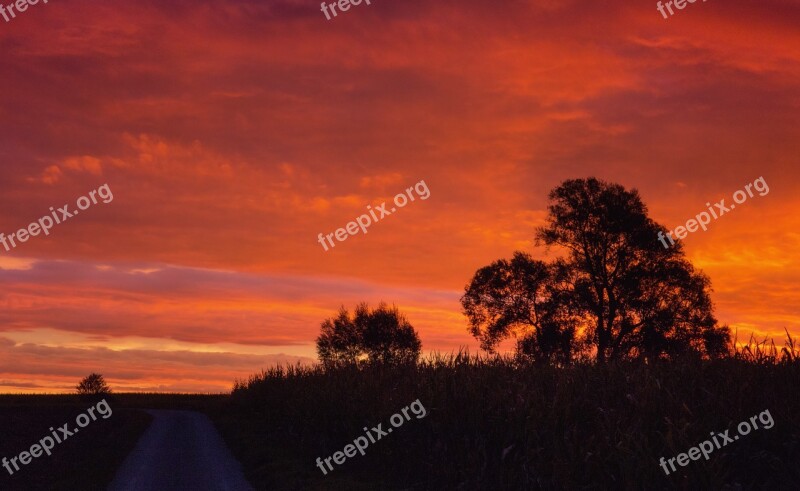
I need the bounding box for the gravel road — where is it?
[107,410,254,491]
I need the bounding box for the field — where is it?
[0,395,150,490]
[212,341,800,490]
[2,343,799,490]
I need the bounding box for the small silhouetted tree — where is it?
[316,303,422,368]
[76,373,111,396]
[360,304,422,364]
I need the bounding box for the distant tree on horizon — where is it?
[462,177,731,364]
[76,373,111,396]
[316,303,422,368]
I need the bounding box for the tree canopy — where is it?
[461,252,576,364]
[316,303,422,367]
[462,177,730,363]
[76,373,112,395]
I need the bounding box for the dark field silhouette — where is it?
[0,397,151,490]
[215,337,800,490]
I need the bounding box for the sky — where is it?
[0,0,798,392]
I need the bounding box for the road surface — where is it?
[108,410,254,491]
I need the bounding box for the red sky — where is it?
[0,0,798,392]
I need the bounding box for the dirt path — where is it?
[107,410,254,491]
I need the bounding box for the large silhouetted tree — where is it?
[463,177,731,364]
[316,303,422,367]
[537,177,730,362]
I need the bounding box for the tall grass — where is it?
[216,335,800,490]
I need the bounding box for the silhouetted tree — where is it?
[461,252,576,364]
[76,373,111,395]
[316,307,363,366]
[536,177,731,362]
[360,304,422,364]
[316,303,422,368]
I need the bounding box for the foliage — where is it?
[463,178,732,364]
[461,252,576,364]
[316,303,422,368]
[76,373,111,396]
[538,177,732,362]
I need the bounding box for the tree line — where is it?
[316,178,731,367]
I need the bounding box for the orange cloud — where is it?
[0,0,797,391]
